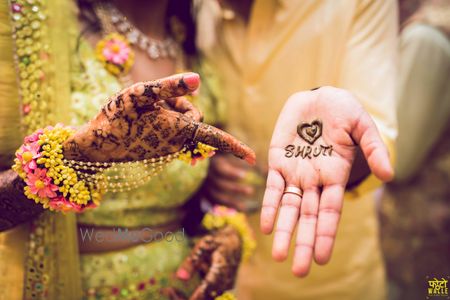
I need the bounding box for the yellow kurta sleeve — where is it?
[395,23,450,181]
[339,0,398,198]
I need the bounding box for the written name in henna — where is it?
[285,144,333,159]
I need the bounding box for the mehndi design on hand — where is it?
[285,119,333,159]
[62,73,256,164]
[176,226,242,300]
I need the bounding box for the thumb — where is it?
[193,122,256,165]
[141,72,200,100]
[352,112,394,181]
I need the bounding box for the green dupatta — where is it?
[5,0,82,298]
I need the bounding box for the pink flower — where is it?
[190,151,216,166]
[212,205,237,216]
[16,142,41,172]
[103,38,131,65]
[24,129,43,143]
[48,197,95,213]
[25,168,59,199]
[12,3,22,13]
[22,104,31,115]
[49,197,83,212]
[48,197,70,211]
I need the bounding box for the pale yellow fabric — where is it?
[202,0,398,299]
[394,23,450,181]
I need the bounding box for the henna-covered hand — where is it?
[175,226,242,300]
[62,73,255,164]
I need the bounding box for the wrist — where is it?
[61,126,93,161]
[202,205,256,262]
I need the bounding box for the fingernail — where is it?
[238,170,247,179]
[244,154,256,166]
[182,73,199,90]
[176,268,190,281]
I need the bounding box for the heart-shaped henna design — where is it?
[297,120,322,145]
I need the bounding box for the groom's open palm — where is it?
[260,87,394,277]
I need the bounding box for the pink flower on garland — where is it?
[48,197,96,213]
[102,37,131,65]
[212,205,237,217]
[25,168,59,199]
[16,142,41,173]
[24,129,43,143]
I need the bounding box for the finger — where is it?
[198,251,228,299]
[165,96,203,122]
[193,122,256,165]
[176,234,216,281]
[160,287,187,300]
[209,176,254,196]
[190,228,240,300]
[352,112,394,181]
[206,187,247,211]
[190,247,237,300]
[292,188,320,277]
[272,188,302,261]
[260,169,285,234]
[314,184,344,265]
[125,72,200,104]
[189,281,209,300]
[210,156,247,180]
[149,72,200,100]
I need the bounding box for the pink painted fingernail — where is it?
[176,268,190,281]
[182,73,200,90]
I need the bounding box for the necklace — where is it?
[93,3,184,83]
[101,3,180,61]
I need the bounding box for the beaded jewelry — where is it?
[13,124,218,211]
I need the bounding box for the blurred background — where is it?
[378,0,450,299]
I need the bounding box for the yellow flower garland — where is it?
[178,142,217,165]
[13,124,102,212]
[202,205,256,262]
[215,291,237,300]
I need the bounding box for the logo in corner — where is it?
[426,276,449,299]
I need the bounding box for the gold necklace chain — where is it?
[93,2,185,87]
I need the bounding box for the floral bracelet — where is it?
[13,124,102,212]
[202,205,256,263]
[12,124,218,212]
[201,205,256,300]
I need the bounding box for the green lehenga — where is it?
[0,0,218,299]
[72,39,208,299]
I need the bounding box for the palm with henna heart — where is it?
[62,72,256,164]
[260,87,394,277]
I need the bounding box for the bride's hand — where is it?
[175,226,242,300]
[260,86,394,277]
[62,73,255,164]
